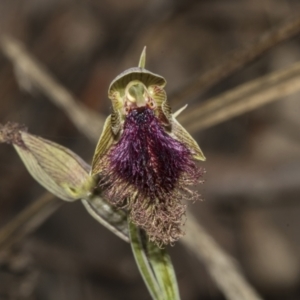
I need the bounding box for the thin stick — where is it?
[0,35,105,142]
[0,193,62,252]
[171,13,300,106]
[182,214,263,300]
[179,60,300,134]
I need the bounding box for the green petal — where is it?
[148,85,167,107]
[161,99,173,124]
[91,115,117,175]
[111,110,122,135]
[171,117,206,161]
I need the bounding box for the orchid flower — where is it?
[92,48,205,246]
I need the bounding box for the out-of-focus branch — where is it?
[203,156,300,206]
[182,214,263,300]
[0,193,62,252]
[180,60,300,134]
[171,13,300,106]
[0,35,105,142]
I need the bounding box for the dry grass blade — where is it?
[180,60,300,134]
[0,35,105,142]
[182,214,263,300]
[171,13,300,106]
[0,193,62,252]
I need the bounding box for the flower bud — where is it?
[0,122,95,201]
[91,49,205,246]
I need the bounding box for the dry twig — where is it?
[0,35,105,142]
[171,13,300,106]
[0,193,61,252]
[180,60,300,134]
[182,214,263,300]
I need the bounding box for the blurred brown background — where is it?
[1,0,300,299]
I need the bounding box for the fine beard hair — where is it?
[99,107,203,245]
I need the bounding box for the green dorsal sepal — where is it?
[138,46,147,68]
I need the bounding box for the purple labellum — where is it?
[100,107,203,245]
